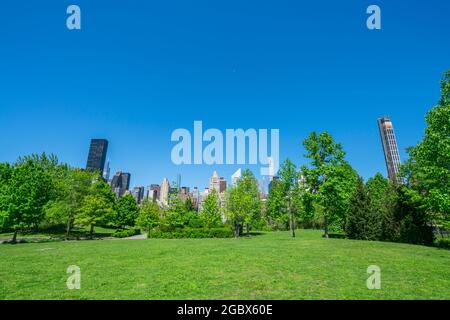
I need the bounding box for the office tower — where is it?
[377,117,403,184]
[110,171,131,197]
[180,186,189,195]
[177,174,181,190]
[192,187,199,211]
[219,178,227,193]
[102,160,110,181]
[132,186,145,204]
[160,178,170,206]
[209,171,220,193]
[231,168,242,185]
[86,139,108,173]
[147,184,160,202]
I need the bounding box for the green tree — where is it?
[366,173,399,241]
[278,159,299,237]
[201,189,222,228]
[403,71,450,232]
[115,193,140,229]
[1,155,55,242]
[226,169,261,237]
[265,179,287,229]
[137,199,161,234]
[301,132,357,237]
[44,168,95,238]
[74,179,115,239]
[345,177,382,240]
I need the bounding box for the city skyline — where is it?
[1,1,449,189]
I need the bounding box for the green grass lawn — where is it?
[0,229,449,300]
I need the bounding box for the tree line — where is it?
[0,71,448,245]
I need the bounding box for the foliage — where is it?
[112,228,141,238]
[74,179,115,239]
[200,189,222,228]
[147,227,233,239]
[0,154,56,242]
[136,199,161,233]
[301,132,358,237]
[345,177,382,240]
[114,193,140,228]
[226,169,261,237]
[403,71,450,230]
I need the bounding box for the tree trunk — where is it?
[66,218,72,239]
[246,223,250,236]
[288,198,295,238]
[89,224,94,240]
[323,216,329,238]
[12,230,18,243]
[233,222,240,238]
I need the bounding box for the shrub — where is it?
[436,238,450,249]
[112,229,141,238]
[147,227,232,239]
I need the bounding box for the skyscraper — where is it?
[110,171,131,197]
[102,159,110,181]
[160,178,170,206]
[86,139,108,173]
[209,171,220,193]
[131,186,145,204]
[147,184,160,202]
[231,168,241,185]
[378,117,402,184]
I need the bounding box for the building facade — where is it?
[377,117,402,184]
[86,139,108,173]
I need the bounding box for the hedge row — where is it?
[147,228,233,239]
[112,229,141,238]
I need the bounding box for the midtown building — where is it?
[131,186,145,204]
[377,117,403,184]
[86,139,108,173]
[160,178,170,206]
[102,160,110,181]
[231,168,241,185]
[209,171,226,194]
[147,184,160,202]
[110,171,131,197]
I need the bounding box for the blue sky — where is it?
[0,0,449,190]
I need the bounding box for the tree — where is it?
[265,179,287,229]
[44,168,95,238]
[1,155,55,242]
[366,173,399,241]
[278,159,299,237]
[403,71,450,232]
[226,169,261,237]
[74,179,115,239]
[137,199,161,234]
[301,132,357,238]
[345,177,382,240]
[114,193,140,229]
[201,189,221,228]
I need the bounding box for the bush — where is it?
[112,229,141,238]
[147,227,232,239]
[436,238,450,249]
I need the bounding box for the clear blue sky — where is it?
[1,0,449,190]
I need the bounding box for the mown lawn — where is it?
[0,229,449,300]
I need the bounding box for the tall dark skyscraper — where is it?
[86,139,108,173]
[110,171,131,197]
[377,117,402,184]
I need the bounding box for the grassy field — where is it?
[0,229,449,300]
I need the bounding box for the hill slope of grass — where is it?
[0,230,449,299]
